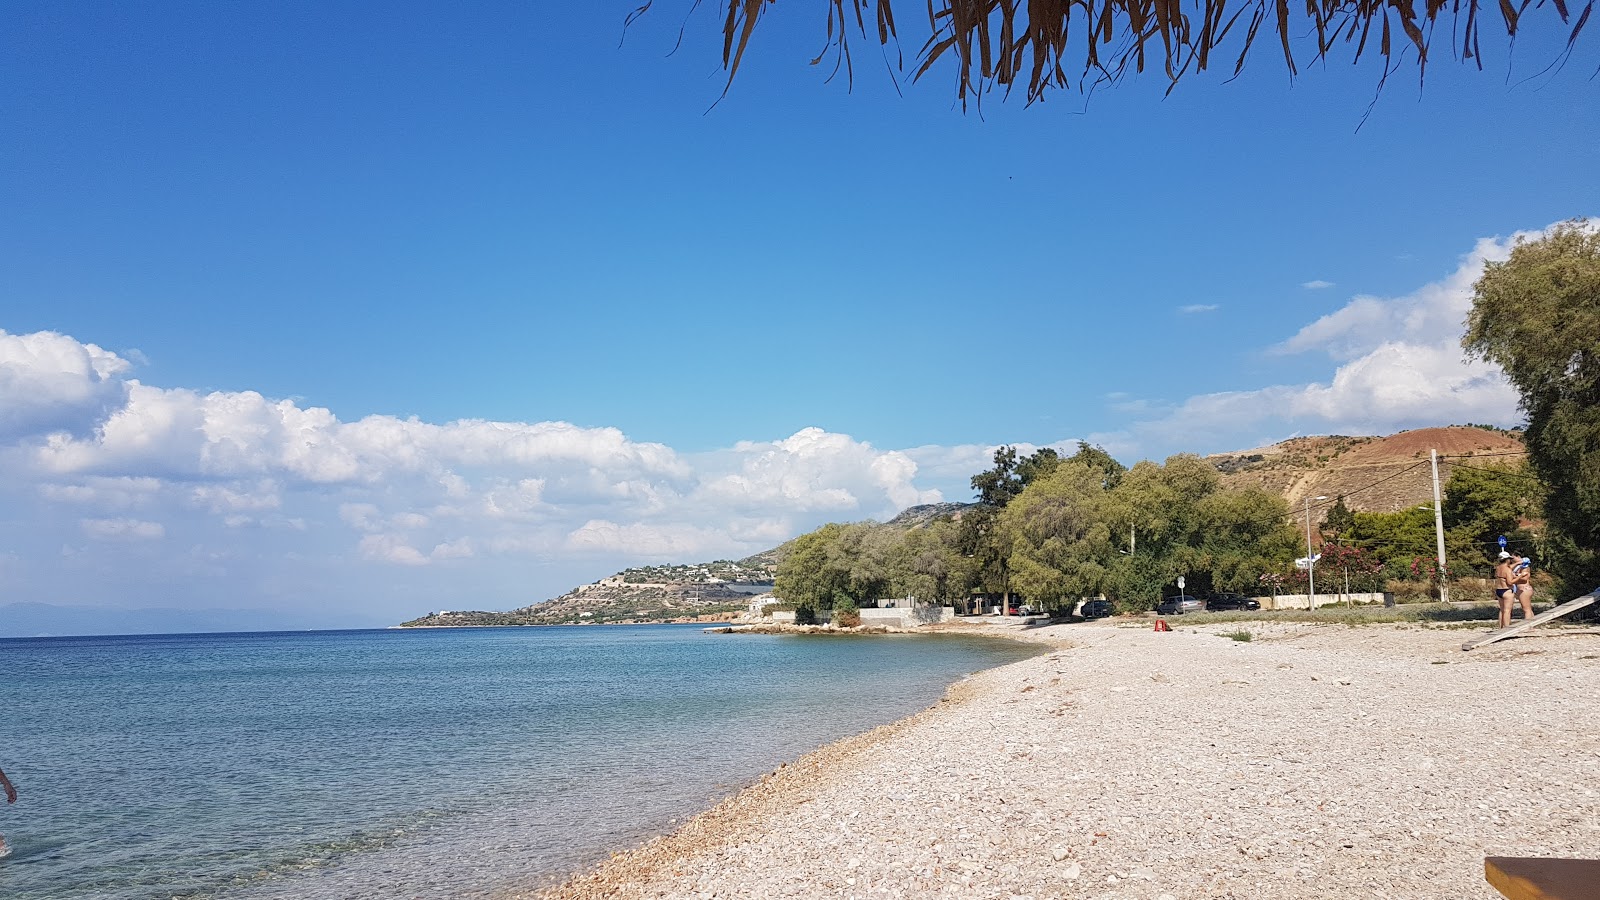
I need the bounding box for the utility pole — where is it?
[1430,449,1450,604]
[1304,495,1328,610]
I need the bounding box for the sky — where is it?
[2,2,1596,631]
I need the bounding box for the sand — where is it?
[525,618,1600,899]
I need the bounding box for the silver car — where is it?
[1156,595,1202,615]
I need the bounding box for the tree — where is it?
[1343,506,1437,573]
[998,461,1116,611]
[963,445,1066,606]
[1192,487,1301,594]
[659,0,1589,107]
[1442,460,1541,575]
[969,445,1061,507]
[774,523,850,613]
[1465,221,1600,594]
[1321,496,1356,538]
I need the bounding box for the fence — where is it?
[1262,592,1394,610]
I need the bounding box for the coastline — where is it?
[522,618,1600,899]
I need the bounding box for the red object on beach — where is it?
[1154,619,1171,632]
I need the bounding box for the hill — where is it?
[1208,425,1524,513]
[399,558,775,628]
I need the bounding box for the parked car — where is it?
[1155,595,1203,615]
[1078,599,1113,619]
[1205,592,1262,612]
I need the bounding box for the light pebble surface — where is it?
[526,619,1600,900]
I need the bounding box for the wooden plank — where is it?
[1461,591,1599,651]
[1485,856,1600,900]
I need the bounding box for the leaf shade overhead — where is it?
[641,0,1595,102]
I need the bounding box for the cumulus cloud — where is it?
[4,334,970,583]
[0,329,132,440]
[693,428,940,518]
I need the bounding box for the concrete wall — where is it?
[766,605,953,627]
[859,605,956,627]
[1262,592,1393,610]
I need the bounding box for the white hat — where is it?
[1498,550,1513,559]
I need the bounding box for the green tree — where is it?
[1344,507,1437,573]
[970,446,1061,507]
[1067,442,1126,490]
[963,445,1067,607]
[1465,222,1600,594]
[1193,487,1301,594]
[774,523,850,613]
[1321,496,1356,538]
[998,462,1115,612]
[1442,461,1541,575]
[888,518,964,603]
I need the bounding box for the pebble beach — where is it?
[529,618,1600,900]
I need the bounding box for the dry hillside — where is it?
[1209,426,1524,513]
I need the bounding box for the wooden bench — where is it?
[1485,856,1600,899]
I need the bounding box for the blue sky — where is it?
[2,2,1596,630]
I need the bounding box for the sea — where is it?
[0,624,1039,899]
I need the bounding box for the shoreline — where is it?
[515,623,1062,900]
[522,618,1599,899]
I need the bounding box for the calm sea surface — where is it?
[0,625,1038,899]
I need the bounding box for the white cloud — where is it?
[39,476,163,508]
[693,427,940,518]
[358,534,429,566]
[80,518,165,541]
[564,520,731,559]
[1301,279,1335,289]
[4,336,977,595]
[0,329,132,440]
[430,538,475,560]
[1178,304,1219,314]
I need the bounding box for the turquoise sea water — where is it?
[0,625,1037,899]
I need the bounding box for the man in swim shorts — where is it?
[1493,551,1518,629]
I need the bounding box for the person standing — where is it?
[1493,551,1518,629]
[1512,556,1535,621]
[0,766,16,858]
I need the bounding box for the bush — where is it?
[833,601,862,628]
[794,603,818,625]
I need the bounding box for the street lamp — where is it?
[1305,495,1328,610]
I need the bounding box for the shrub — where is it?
[833,601,862,628]
[794,603,818,625]
[1225,629,1253,642]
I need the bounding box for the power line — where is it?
[1447,462,1547,485]
[1440,449,1527,459]
[1302,460,1432,513]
